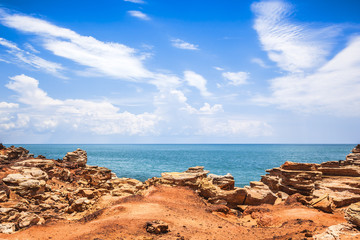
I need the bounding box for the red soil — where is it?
[0,185,349,240]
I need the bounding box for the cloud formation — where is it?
[0,12,151,80]
[171,39,199,50]
[252,1,360,116]
[252,0,338,73]
[184,71,211,97]
[222,71,249,86]
[128,10,150,21]
[0,37,64,76]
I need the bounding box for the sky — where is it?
[0,0,360,144]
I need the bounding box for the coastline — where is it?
[0,144,360,239]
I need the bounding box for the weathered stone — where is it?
[14,159,55,170]
[310,194,335,213]
[0,223,16,234]
[281,161,319,171]
[244,182,277,205]
[0,190,8,202]
[145,220,169,234]
[17,212,40,229]
[78,189,94,199]
[345,202,360,227]
[208,173,235,190]
[63,148,87,167]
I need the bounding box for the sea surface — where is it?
[10,144,354,187]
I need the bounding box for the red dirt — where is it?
[0,185,349,240]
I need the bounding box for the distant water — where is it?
[9,144,354,187]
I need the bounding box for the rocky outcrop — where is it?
[0,145,145,234]
[63,148,87,168]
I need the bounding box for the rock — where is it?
[14,159,55,170]
[0,190,8,202]
[78,189,94,199]
[63,148,87,167]
[281,161,319,171]
[0,223,16,234]
[345,202,360,227]
[145,220,169,234]
[208,173,235,190]
[206,204,230,214]
[0,146,30,164]
[160,166,209,188]
[69,197,91,212]
[17,212,40,228]
[310,194,335,213]
[313,223,356,240]
[244,182,277,205]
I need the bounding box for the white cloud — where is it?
[0,102,18,109]
[0,37,63,76]
[213,66,224,71]
[128,10,150,21]
[6,74,62,107]
[171,39,199,50]
[222,71,249,86]
[184,71,211,97]
[124,0,145,3]
[0,12,151,80]
[199,103,223,115]
[2,74,159,134]
[251,1,338,73]
[197,118,273,137]
[24,43,40,53]
[254,36,360,116]
[251,57,269,68]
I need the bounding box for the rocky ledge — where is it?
[0,143,360,239]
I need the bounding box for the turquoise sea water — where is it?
[9,144,354,187]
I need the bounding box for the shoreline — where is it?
[0,144,360,239]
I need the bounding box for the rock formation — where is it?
[1,143,360,238]
[0,145,145,234]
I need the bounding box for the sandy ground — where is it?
[0,185,351,240]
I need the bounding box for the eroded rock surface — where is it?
[0,145,145,234]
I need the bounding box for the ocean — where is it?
[9,144,354,187]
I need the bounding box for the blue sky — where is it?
[0,0,359,143]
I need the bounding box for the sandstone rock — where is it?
[281,161,319,171]
[0,146,30,164]
[145,220,169,234]
[17,212,40,229]
[160,166,209,188]
[244,182,277,205]
[78,189,94,199]
[0,190,8,202]
[313,223,355,240]
[63,148,87,167]
[208,173,235,190]
[310,194,335,213]
[0,223,16,234]
[69,197,91,212]
[14,159,55,170]
[345,202,360,227]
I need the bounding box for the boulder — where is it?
[160,166,209,188]
[0,223,16,234]
[208,173,235,190]
[244,182,277,205]
[145,220,169,234]
[63,148,87,167]
[17,212,40,229]
[14,159,55,170]
[345,202,360,227]
[310,194,335,213]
